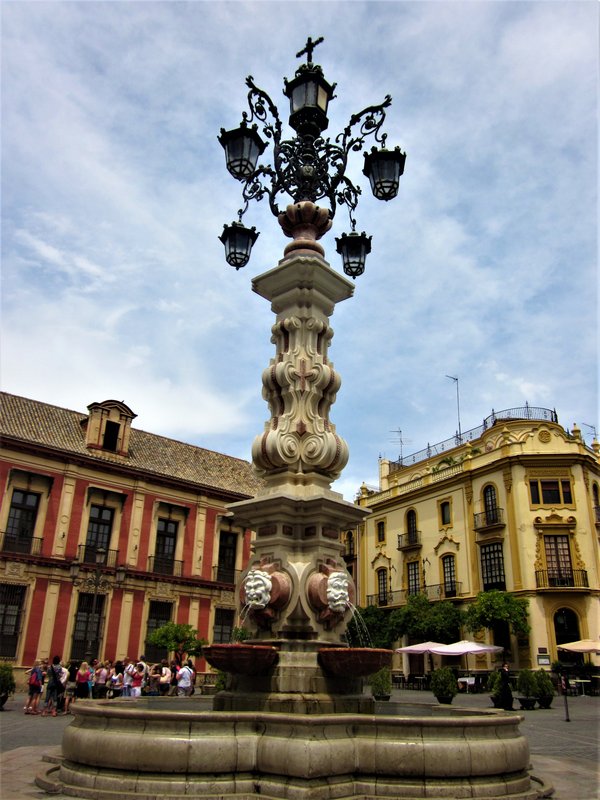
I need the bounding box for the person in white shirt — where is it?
[159,659,172,696]
[176,660,195,696]
[122,657,136,697]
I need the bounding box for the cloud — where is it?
[1,1,597,497]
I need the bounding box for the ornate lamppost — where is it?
[210,38,407,713]
[70,548,126,663]
[218,35,405,278]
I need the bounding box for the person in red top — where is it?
[130,663,145,697]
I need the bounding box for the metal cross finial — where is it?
[296,36,324,64]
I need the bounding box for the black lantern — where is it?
[284,63,336,139]
[219,221,260,269]
[218,121,266,180]
[363,146,406,201]
[336,231,372,279]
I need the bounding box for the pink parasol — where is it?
[428,640,504,656]
[395,641,445,654]
[557,639,600,654]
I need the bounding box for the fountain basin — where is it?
[318,646,393,677]
[38,698,542,800]
[202,643,279,675]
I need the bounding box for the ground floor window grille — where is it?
[144,601,173,662]
[213,608,235,643]
[70,593,106,662]
[0,583,27,658]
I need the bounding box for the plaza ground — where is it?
[1,689,598,799]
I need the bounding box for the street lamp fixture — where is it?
[70,547,126,663]
[218,36,405,277]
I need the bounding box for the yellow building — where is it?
[355,406,600,671]
[0,392,262,679]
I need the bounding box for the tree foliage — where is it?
[388,594,463,644]
[464,590,530,638]
[146,622,207,666]
[346,605,394,649]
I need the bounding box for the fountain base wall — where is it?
[40,700,542,800]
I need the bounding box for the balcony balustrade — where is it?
[367,582,462,608]
[78,544,120,568]
[397,531,422,550]
[1,532,43,556]
[473,508,505,531]
[535,569,589,589]
[212,566,241,584]
[147,554,183,576]
[594,506,600,525]
[424,582,462,600]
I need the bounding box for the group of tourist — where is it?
[24,654,197,715]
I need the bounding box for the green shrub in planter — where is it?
[533,669,555,708]
[369,667,392,699]
[430,667,458,704]
[487,670,502,707]
[517,669,537,709]
[0,663,16,711]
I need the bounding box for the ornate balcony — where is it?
[366,590,404,608]
[397,531,421,550]
[535,569,589,590]
[212,566,241,584]
[473,508,505,531]
[1,532,43,556]
[424,582,462,601]
[78,544,120,568]
[147,554,183,576]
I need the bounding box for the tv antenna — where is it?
[390,428,412,464]
[446,375,462,442]
[582,422,597,442]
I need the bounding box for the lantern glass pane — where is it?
[317,85,329,112]
[369,157,400,200]
[292,85,307,113]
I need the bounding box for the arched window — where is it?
[593,483,600,511]
[483,485,499,525]
[554,608,582,664]
[441,554,457,598]
[406,509,418,543]
[376,568,388,606]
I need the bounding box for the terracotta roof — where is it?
[0,392,263,499]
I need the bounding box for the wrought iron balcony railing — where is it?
[367,583,462,608]
[397,531,422,550]
[78,544,120,568]
[1,532,43,556]
[594,506,600,525]
[424,582,462,601]
[473,508,505,530]
[147,555,183,576]
[535,569,589,589]
[390,404,558,469]
[212,566,241,584]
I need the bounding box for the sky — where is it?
[2,0,598,501]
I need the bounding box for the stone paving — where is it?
[1,690,598,799]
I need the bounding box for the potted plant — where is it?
[534,669,555,709]
[430,667,458,704]
[487,670,502,708]
[516,669,537,710]
[369,667,392,701]
[0,663,16,711]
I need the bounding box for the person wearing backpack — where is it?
[24,659,44,714]
[41,655,65,716]
[176,660,195,696]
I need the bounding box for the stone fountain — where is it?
[38,41,544,800]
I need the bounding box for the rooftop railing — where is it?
[390,405,558,470]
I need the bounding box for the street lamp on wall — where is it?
[70,547,126,663]
[218,36,406,277]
